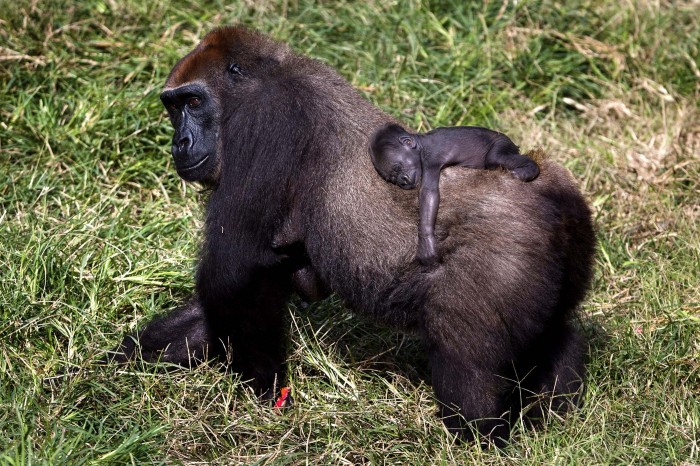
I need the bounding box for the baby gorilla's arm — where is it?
[416,167,441,266]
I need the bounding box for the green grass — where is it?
[1,0,698,463]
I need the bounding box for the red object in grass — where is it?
[274,387,291,408]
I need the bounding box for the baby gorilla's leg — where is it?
[510,161,540,182]
[485,140,540,181]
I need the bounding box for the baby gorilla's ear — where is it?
[398,135,417,149]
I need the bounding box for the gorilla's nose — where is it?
[172,131,194,160]
[176,135,193,153]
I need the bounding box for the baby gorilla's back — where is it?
[423,126,540,181]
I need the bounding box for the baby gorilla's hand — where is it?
[511,161,540,182]
[417,234,438,266]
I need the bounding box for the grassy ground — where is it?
[1,0,698,464]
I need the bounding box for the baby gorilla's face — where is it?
[376,141,421,189]
[387,153,420,189]
[369,124,422,189]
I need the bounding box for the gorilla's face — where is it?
[161,83,221,185]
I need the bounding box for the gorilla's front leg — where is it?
[108,299,215,367]
[198,267,294,398]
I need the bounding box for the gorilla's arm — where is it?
[416,163,441,266]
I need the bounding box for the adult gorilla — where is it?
[113,26,596,444]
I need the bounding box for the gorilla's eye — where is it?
[187,97,202,108]
[227,63,243,75]
[167,103,177,112]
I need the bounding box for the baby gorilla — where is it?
[369,123,540,265]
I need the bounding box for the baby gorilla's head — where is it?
[368,123,422,189]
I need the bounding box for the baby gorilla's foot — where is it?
[511,162,540,182]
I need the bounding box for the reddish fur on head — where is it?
[164,26,292,90]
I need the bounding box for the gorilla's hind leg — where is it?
[428,343,512,446]
[515,321,587,426]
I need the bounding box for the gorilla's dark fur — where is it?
[112,26,596,444]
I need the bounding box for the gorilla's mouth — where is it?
[178,154,209,172]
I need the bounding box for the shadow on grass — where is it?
[290,295,432,387]
[292,294,607,397]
